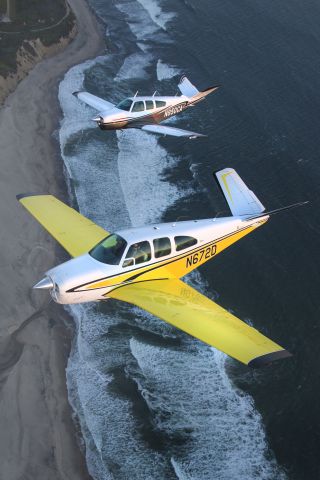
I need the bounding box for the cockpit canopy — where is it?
[89,234,127,265]
[89,233,198,267]
[116,98,133,111]
[116,98,167,112]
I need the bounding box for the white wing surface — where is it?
[141,124,205,138]
[215,168,265,216]
[73,91,115,112]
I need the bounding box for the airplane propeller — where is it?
[92,115,103,123]
[33,277,54,290]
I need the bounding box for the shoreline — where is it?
[0,0,106,478]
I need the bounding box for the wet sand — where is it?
[0,0,105,478]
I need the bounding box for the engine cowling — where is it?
[33,254,112,304]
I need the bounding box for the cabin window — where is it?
[155,100,166,108]
[116,99,133,111]
[132,101,145,112]
[153,237,171,258]
[123,241,151,267]
[145,100,154,110]
[89,234,127,265]
[174,236,197,252]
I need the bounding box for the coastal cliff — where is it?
[0,0,77,104]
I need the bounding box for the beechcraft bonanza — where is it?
[72,76,219,139]
[17,168,307,367]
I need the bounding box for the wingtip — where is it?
[16,193,38,201]
[189,133,207,139]
[248,349,293,368]
[212,167,232,177]
[16,193,48,201]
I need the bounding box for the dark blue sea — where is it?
[58,1,320,478]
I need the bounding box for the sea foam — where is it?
[58,1,287,478]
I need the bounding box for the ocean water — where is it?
[58,0,320,479]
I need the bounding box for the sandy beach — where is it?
[0,0,105,478]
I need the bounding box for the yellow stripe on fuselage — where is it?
[79,219,267,292]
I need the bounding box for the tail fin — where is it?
[214,168,265,217]
[178,75,220,102]
[178,76,199,97]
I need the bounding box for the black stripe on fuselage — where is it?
[103,277,169,297]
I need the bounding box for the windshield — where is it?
[89,234,127,265]
[116,98,133,111]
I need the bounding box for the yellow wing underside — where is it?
[17,194,109,257]
[108,279,291,367]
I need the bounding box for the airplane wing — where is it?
[141,124,205,139]
[108,279,291,367]
[72,91,115,112]
[17,194,109,257]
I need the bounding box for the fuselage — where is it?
[96,95,195,130]
[44,215,269,305]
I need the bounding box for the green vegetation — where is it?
[0,0,75,77]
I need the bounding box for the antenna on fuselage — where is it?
[152,90,158,97]
[134,91,139,97]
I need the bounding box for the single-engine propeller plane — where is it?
[17,168,307,367]
[72,76,219,139]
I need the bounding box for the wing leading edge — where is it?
[108,279,291,367]
[141,124,205,138]
[73,91,115,112]
[17,194,109,257]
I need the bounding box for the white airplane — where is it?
[17,168,307,367]
[72,75,219,139]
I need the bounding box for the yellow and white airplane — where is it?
[17,168,306,367]
[73,76,219,139]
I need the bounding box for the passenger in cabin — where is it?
[131,242,150,264]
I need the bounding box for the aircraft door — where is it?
[122,241,151,267]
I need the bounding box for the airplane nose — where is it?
[33,277,54,290]
[92,115,103,123]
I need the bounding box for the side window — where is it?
[123,241,151,267]
[153,237,171,258]
[145,100,154,110]
[174,236,197,252]
[132,101,145,112]
[155,100,166,108]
